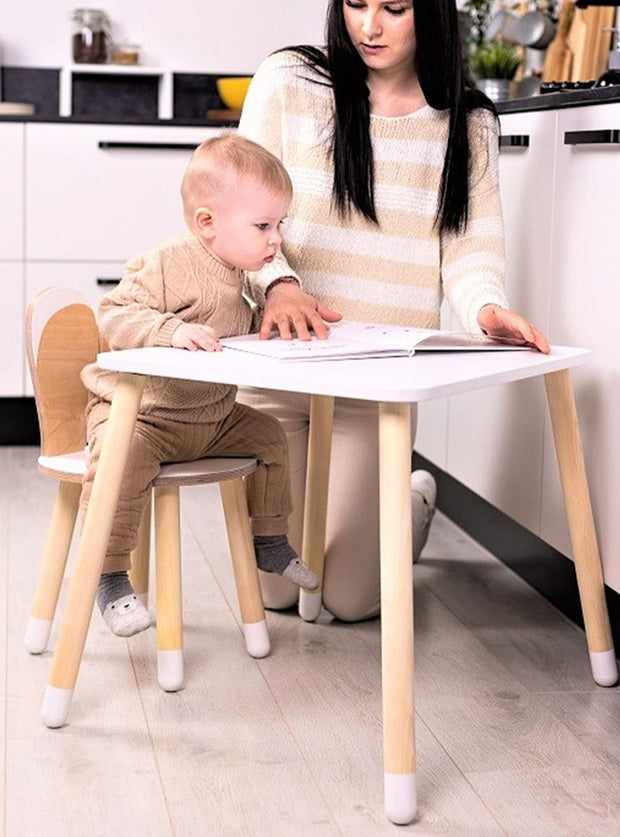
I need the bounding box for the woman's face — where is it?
[342,0,416,75]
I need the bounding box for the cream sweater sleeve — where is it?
[98,248,184,349]
[238,53,301,307]
[441,109,510,333]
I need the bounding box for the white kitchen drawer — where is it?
[0,263,25,396]
[25,123,221,261]
[0,123,25,261]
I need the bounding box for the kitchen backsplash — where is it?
[1,66,234,122]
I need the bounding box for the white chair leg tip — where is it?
[298,589,323,622]
[590,649,618,687]
[41,685,73,728]
[157,650,185,692]
[24,617,53,654]
[384,772,417,825]
[244,620,270,658]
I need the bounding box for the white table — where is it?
[41,344,618,825]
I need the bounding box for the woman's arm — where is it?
[239,51,341,339]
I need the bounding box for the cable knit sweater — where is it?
[81,233,253,423]
[239,50,509,333]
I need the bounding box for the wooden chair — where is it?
[24,286,269,695]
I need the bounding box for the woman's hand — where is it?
[171,323,221,351]
[260,281,342,340]
[477,305,550,354]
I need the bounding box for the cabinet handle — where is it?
[499,134,530,148]
[96,277,121,286]
[98,141,199,151]
[564,129,620,146]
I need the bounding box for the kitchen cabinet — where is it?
[0,123,25,260]
[0,264,25,396]
[417,99,620,596]
[0,124,25,395]
[541,103,620,592]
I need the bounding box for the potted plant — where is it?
[470,38,523,102]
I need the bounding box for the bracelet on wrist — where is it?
[265,277,299,297]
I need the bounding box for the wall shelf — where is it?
[59,64,173,119]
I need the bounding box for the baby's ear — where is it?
[194,206,215,231]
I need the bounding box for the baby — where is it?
[80,134,318,637]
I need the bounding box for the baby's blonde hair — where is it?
[181,133,292,224]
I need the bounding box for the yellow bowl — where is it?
[216,76,252,111]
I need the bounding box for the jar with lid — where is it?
[71,9,110,64]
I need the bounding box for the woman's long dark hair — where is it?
[284,0,495,234]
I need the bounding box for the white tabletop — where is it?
[97,345,590,404]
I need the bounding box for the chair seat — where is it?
[37,450,257,486]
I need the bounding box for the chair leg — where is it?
[220,478,270,659]
[25,480,82,654]
[154,485,184,691]
[129,494,152,606]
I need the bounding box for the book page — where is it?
[220,321,530,362]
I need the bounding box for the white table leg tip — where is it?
[244,620,270,658]
[157,649,185,692]
[41,685,73,728]
[24,617,52,654]
[298,589,323,622]
[590,649,618,686]
[384,772,417,825]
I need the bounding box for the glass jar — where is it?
[71,9,110,64]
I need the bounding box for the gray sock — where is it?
[97,571,135,614]
[253,534,297,574]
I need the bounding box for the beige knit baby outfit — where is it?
[80,233,293,574]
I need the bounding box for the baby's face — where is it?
[204,177,291,272]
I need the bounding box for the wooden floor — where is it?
[2,446,620,836]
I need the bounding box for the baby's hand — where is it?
[171,323,221,352]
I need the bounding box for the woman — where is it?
[237,0,549,621]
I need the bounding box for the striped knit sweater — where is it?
[238,49,509,334]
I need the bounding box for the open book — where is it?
[220,320,531,362]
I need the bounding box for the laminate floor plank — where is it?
[466,764,620,837]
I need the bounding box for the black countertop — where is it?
[497,83,620,114]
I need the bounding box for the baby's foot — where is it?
[97,571,151,637]
[254,534,319,590]
[282,557,320,591]
[102,594,152,637]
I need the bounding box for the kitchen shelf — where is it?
[59,64,173,120]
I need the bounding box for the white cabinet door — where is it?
[0,123,25,261]
[25,124,221,261]
[439,109,557,533]
[542,103,620,592]
[0,263,25,396]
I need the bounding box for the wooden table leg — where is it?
[298,395,335,622]
[379,402,416,824]
[41,373,146,727]
[544,369,618,686]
